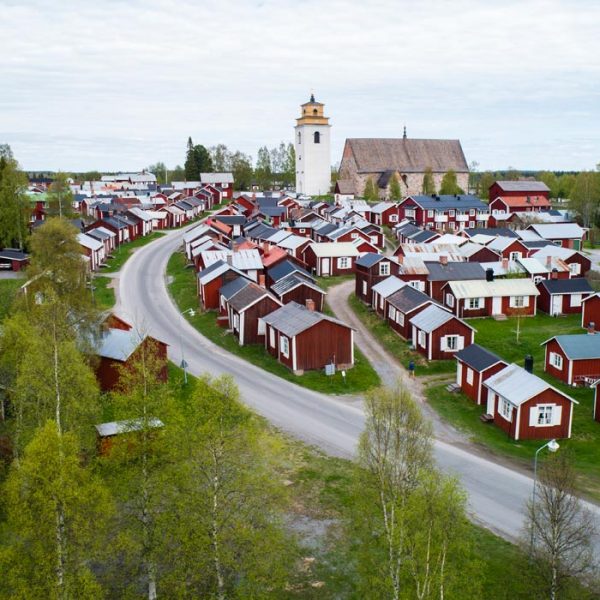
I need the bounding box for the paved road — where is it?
[117,226,600,545]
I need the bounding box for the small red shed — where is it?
[542,334,600,386]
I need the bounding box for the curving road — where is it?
[117,226,600,544]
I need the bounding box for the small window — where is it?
[446,293,455,308]
[499,398,512,421]
[299,228,306,233]
[351,232,359,239]
[533,275,544,284]
[466,367,474,385]
[257,319,266,335]
[427,210,434,218]
[537,405,553,426]
[469,209,476,216]
[468,297,481,310]
[314,131,320,144]
[379,262,390,276]
[389,214,399,223]
[512,296,525,308]
[418,330,426,348]
[233,314,240,330]
[388,306,396,320]
[509,251,521,261]
[549,351,563,369]
[449,210,455,217]
[338,257,350,269]
[280,336,289,357]
[571,294,583,307]
[396,312,404,326]
[445,335,459,351]
[569,263,581,275]
[297,131,301,144]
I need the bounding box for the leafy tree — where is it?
[0,149,29,249]
[422,167,436,195]
[505,166,521,181]
[558,173,576,199]
[0,421,113,599]
[47,172,74,218]
[539,171,559,198]
[169,164,185,181]
[209,144,231,172]
[146,162,168,184]
[281,142,296,187]
[524,452,598,600]
[570,171,600,227]
[389,173,402,200]
[364,176,379,201]
[254,146,272,190]
[439,170,465,195]
[194,144,213,174]
[230,151,253,190]
[159,375,293,598]
[477,171,496,200]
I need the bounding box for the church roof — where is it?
[345,138,469,174]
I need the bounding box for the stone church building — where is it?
[337,133,469,199]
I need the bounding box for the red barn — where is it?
[488,181,550,205]
[455,344,508,405]
[260,301,354,374]
[536,279,593,316]
[95,329,168,392]
[409,304,475,361]
[542,334,600,386]
[484,363,577,440]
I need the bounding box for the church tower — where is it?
[294,94,331,196]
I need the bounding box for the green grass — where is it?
[167,251,380,395]
[102,232,166,272]
[315,274,354,291]
[92,276,116,311]
[348,293,455,376]
[425,313,600,500]
[0,279,22,320]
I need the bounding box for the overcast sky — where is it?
[1,0,599,172]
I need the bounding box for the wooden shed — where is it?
[542,334,600,386]
[536,278,593,316]
[455,343,508,405]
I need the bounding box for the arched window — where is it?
[314,131,320,144]
[313,108,318,115]
[298,131,301,144]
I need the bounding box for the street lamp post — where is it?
[530,438,560,555]
[178,308,196,384]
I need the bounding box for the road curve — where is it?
[117,226,600,544]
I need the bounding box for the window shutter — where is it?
[553,405,562,426]
[457,336,465,350]
[529,406,538,427]
[440,336,447,351]
[523,296,530,307]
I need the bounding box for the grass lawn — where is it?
[348,293,455,376]
[102,232,166,272]
[425,313,600,500]
[167,251,380,395]
[92,276,115,311]
[0,279,22,320]
[315,274,354,291]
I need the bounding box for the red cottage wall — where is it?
[519,390,573,440]
[296,322,353,371]
[583,296,600,328]
[544,339,570,384]
[501,295,536,317]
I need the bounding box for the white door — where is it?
[492,297,502,315]
[456,362,463,386]
[552,295,562,316]
[322,258,330,276]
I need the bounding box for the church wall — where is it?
[295,123,331,196]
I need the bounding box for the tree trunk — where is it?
[211,447,225,600]
[55,501,67,599]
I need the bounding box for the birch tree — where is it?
[0,422,112,600]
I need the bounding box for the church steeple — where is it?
[296,94,329,125]
[403,125,407,139]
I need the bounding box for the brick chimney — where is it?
[440,255,448,266]
[546,255,552,267]
[258,273,266,288]
[306,298,316,312]
[588,322,596,335]
[551,268,558,280]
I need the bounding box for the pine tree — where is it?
[364,177,379,201]
[184,137,199,180]
[439,170,464,195]
[422,167,436,195]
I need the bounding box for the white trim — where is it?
[515,405,521,441]
[292,336,297,371]
[351,329,355,365]
[239,312,245,345]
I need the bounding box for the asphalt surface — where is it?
[117,226,600,545]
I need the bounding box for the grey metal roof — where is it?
[228,283,274,312]
[97,329,143,361]
[455,343,505,372]
[410,230,439,243]
[261,301,352,337]
[539,279,593,295]
[464,227,518,238]
[268,260,313,283]
[356,252,384,268]
[484,363,576,407]
[372,276,405,298]
[396,223,421,237]
[495,181,550,192]
[409,304,457,333]
[386,285,434,313]
[527,223,585,240]
[0,248,29,260]
[95,417,164,437]
[270,273,324,297]
[544,334,600,360]
[219,276,251,301]
[425,261,486,281]
[408,194,487,210]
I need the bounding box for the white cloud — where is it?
[0,0,599,170]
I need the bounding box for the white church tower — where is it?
[294,94,331,196]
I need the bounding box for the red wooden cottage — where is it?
[484,363,577,440]
[270,273,326,312]
[582,293,600,330]
[410,304,475,361]
[398,195,489,231]
[487,236,530,260]
[301,242,359,277]
[197,260,247,310]
[488,181,550,205]
[369,202,400,226]
[355,253,399,304]
[371,276,406,316]
[526,223,586,251]
[531,246,591,278]
[536,279,593,316]
[0,248,29,272]
[260,301,354,374]
[384,284,438,341]
[542,334,600,386]
[454,343,508,405]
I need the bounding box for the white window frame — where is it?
[405,209,415,219]
[466,367,474,385]
[468,297,481,310]
[257,319,266,335]
[536,405,554,426]
[469,221,475,228]
[280,335,289,357]
[388,306,396,320]
[233,313,240,330]
[446,335,459,351]
[469,209,476,216]
[427,210,434,218]
[549,351,563,370]
[569,262,581,275]
[448,209,455,217]
[418,330,426,348]
[499,398,512,421]
[571,293,583,307]
[337,256,350,269]
[379,262,390,276]
[511,296,525,308]
[269,328,275,348]
[509,251,521,260]
[446,293,455,308]
[396,312,404,326]
[533,275,544,284]
[299,228,306,234]
[389,214,399,223]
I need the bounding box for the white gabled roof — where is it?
[278,234,309,250]
[95,226,116,238]
[266,230,293,244]
[308,242,359,258]
[517,257,548,275]
[77,232,103,251]
[448,278,539,299]
[484,363,577,407]
[531,245,577,260]
[528,223,585,239]
[183,224,209,244]
[95,417,164,438]
[201,249,263,271]
[370,202,397,214]
[469,233,496,245]
[409,304,457,333]
[488,236,520,252]
[372,276,405,298]
[431,233,467,246]
[199,172,234,184]
[128,207,153,222]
